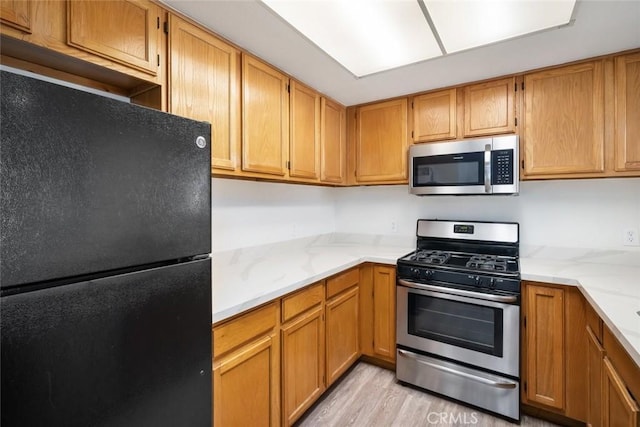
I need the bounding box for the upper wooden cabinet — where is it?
[614,52,640,172]
[0,0,31,33]
[523,61,605,176]
[412,89,457,142]
[463,77,516,137]
[168,16,240,173]
[289,80,320,180]
[67,0,162,76]
[320,98,346,184]
[242,54,289,177]
[355,99,409,183]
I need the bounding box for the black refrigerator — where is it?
[0,71,212,426]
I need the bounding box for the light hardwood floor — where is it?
[297,362,558,427]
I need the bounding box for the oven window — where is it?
[413,152,484,186]
[408,293,503,356]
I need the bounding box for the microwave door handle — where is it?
[484,144,492,193]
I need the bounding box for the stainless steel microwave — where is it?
[409,135,519,196]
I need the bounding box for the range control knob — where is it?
[424,270,434,280]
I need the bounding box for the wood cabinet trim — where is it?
[289,79,321,180]
[320,97,346,183]
[0,0,32,33]
[602,356,640,426]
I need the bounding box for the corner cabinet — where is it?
[212,303,280,427]
[355,99,409,183]
[614,52,640,172]
[522,281,588,422]
[522,61,605,177]
[242,54,289,177]
[168,15,240,173]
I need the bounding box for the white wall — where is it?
[212,177,640,252]
[211,178,335,252]
[334,178,640,251]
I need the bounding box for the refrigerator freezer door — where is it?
[1,258,212,427]
[0,71,211,289]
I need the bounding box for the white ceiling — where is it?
[162,0,640,106]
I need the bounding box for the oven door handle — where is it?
[397,279,518,303]
[398,350,518,390]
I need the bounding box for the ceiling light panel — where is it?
[425,0,577,53]
[262,0,442,77]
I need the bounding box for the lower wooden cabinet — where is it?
[360,264,396,363]
[326,286,359,386]
[522,282,587,421]
[587,311,640,427]
[213,334,279,427]
[587,325,605,427]
[281,304,325,426]
[602,357,639,427]
[212,302,280,427]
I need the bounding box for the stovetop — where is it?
[396,219,521,295]
[399,249,519,276]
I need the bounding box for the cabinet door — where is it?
[242,54,289,176]
[615,52,640,171]
[372,265,396,361]
[290,80,320,180]
[0,0,31,32]
[523,61,604,176]
[169,15,240,172]
[464,77,516,137]
[281,305,325,426]
[602,357,639,427]
[67,0,161,75]
[587,326,605,427]
[321,98,346,184]
[213,334,279,427]
[326,286,359,386]
[356,99,408,183]
[525,285,565,409]
[412,89,456,142]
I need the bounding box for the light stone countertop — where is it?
[212,233,640,367]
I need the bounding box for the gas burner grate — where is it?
[412,250,451,265]
[465,255,508,271]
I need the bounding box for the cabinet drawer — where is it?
[213,302,277,358]
[326,268,359,299]
[282,282,323,323]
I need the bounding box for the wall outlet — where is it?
[390,219,398,233]
[623,228,639,246]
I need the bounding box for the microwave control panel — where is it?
[491,150,514,185]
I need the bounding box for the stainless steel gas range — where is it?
[396,219,521,422]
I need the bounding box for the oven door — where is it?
[396,280,519,378]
